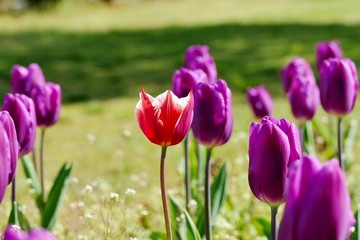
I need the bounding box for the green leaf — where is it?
[18,206,31,232]
[184,209,201,240]
[170,197,186,240]
[343,120,358,169]
[21,156,43,209]
[196,163,228,237]
[254,217,271,239]
[302,121,316,155]
[8,202,19,225]
[41,162,73,230]
[7,203,31,231]
[311,118,337,156]
[150,231,167,240]
[350,211,359,240]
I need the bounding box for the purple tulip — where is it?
[319,58,358,117]
[248,117,302,206]
[30,82,61,128]
[187,56,217,83]
[246,85,273,118]
[316,40,343,70]
[184,45,217,82]
[192,80,233,147]
[280,57,315,95]
[278,155,355,240]
[2,94,37,156]
[0,122,11,203]
[3,225,57,240]
[0,111,19,184]
[287,77,320,121]
[11,63,46,96]
[172,67,207,98]
[184,45,212,67]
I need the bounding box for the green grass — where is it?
[0,0,360,239]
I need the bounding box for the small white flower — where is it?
[78,234,88,240]
[125,188,136,197]
[108,192,120,202]
[84,212,94,219]
[81,185,93,195]
[123,129,132,138]
[86,133,96,145]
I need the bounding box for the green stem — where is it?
[160,146,172,240]
[11,174,16,203]
[271,206,279,240]
[32,148,37,173]
[205,147,213,240]
[184,134,191,210]
[40,128,46,210]
[337,118,343,169]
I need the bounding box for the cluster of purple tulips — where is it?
[136,41,358,239]
[0,63,65,239]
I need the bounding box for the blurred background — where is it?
[1,0,360,239]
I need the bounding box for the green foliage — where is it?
[350,211,359,240]
[196,164,228,237]
[21,156,43,210]
[41,163,73,230]
[254,217,271,239]
[344,120,358,169]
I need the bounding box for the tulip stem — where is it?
[160,146,172,240]
[205,147,213,240]
[40,129,46,210]
[184,134,191,210]
[270,206,278,240]
[11,174,16,203]
[337,118,343,169]
[32,149,37,173]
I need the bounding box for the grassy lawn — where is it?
[0,0,360,239]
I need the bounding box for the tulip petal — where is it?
[248,121,290,205]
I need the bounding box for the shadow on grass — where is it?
[0,23,358,103]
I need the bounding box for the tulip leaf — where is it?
[302,121,315,155]
[343,120,357,170]
[170,197,186,240]
[196,163,228,237]
[8,202,19,225]
[41,162,73,230]
[184,209,201,240]
[350,211,359,240]
[21,156,43,209]
[311,118,336,156]
[254,217,271,239]
[8,203,31,231]
[149,231,167,240]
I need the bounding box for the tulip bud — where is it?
[184,45,212,67]
[316,40,343,70]
[3,225,57,240]
[278,155,355,240]
[319,58,359,117]
[11,63,46,96]
[184,45,217,82]
[135,88,194,146]
[0,111,19,184]
[2,94,37,156]
[31,82,61,128]
[287,77,320,121]
[248,117,301,206]
[0,122,11,203]
[172,68,207,98]
[192,80,233,147]
[280,57,315,95]
[246,85,273,118]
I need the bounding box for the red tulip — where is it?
[135,88,194,146]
